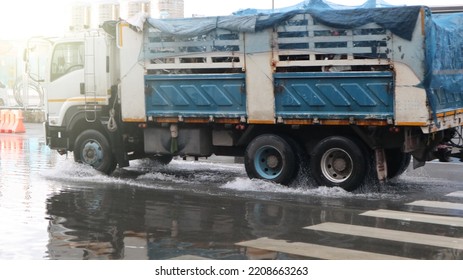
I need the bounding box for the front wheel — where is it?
[310,136,369,191]
[73,129,117,175]
[244,134,297,185]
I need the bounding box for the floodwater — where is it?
[1,123,463,260]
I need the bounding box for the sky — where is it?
[0,0,462,40]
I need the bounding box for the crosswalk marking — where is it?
[406,200,463,211]
[305,222,463,250]
[236,238,410,260]
[360,209,463,227]
[237,193,463,260]
[446,191,463,198]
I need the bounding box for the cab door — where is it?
[45,41,84,127]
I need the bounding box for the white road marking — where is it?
[305,222,463,250]
[360,209,463,227]
[406,200,463,211]
[446,191,463,198]
[236,237,411,260]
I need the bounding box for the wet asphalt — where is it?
[1,123,463,260]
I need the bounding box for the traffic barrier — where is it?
[0,109,26,134]
[11,110,26,133]
[0,109,11,133]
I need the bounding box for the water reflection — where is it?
[0,130,59,259]
[2,124,463,260]
[45,187,280,259]
[47,181,357,260]
[0,133,53,184]
[46,183,463,260]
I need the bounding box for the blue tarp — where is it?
[254,6,420,40]
[233,0,395,15]
[424,10,463,116]
[146,16,257,37]
[145,5,420,41]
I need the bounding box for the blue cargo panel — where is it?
[275,72,394,120]
[145,74,246,118]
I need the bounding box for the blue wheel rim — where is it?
[253,145,283,180]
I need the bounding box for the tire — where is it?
[385,148,411,179]
[244,134,297,185]
[310,136,368,191]
[150,155,174,165]
[73,129,117,175]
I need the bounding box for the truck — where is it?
[36,4,463,191]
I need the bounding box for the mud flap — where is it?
[375,148,388,183]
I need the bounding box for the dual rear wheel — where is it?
[244,134,410,191]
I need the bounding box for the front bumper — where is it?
[45,122,70,151]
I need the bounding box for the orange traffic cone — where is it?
[11,110,26,134]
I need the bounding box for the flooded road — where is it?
[1,123,463,260]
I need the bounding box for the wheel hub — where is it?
[82,141,102,166]
[333,158,347,172]
[321,148,353,183]
[266,155,279,169]
[254,146,284,179]
[85,149,95,159]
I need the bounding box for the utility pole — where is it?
[272,0,274,11]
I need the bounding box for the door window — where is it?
[50,42,84,82]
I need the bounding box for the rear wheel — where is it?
[150,155,174,165]
[244,134,297,185]
[73,129,117,175]
[310,136,369,191]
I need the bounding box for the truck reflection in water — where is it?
[46,186,309,260]
[45,183,463,260]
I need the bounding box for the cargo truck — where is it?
[37,5,463,191]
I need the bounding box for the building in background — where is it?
[151,0,184,19]
[70,0,184,31]
[70,2,92,31]
[99,1,121,25]
[124,0,151,18]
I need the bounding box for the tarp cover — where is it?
[424,11,463,115]
[143,4,420,41]
[233,0,395,15]
[146,16,257,37]
[254,7,420,40]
